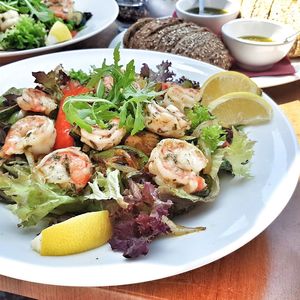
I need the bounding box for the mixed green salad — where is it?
[0,46,257,258]
[0,0,92,50]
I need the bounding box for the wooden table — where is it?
[0,24,299,300]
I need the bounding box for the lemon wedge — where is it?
[31,211,112,256]
[208,92,273,127]
[46,21,72,46]
[200,71,262,107]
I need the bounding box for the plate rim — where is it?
[0,48,299,287]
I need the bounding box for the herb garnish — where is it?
[63,45,163,135]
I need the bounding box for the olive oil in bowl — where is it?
[186,7,227,15]
[239,35,274,43]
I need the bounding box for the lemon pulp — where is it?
[46,21,72,46]
[32,211,112,256]
[200,71,261,107]
[208,92,272,127]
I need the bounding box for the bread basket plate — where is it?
[0,48,299,287]
[109,30,300,89]
[0,0,119,65]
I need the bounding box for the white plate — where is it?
[109,31,300,89]
[0,49,299,287]
[0,0,119,64]
[251,58,300,88]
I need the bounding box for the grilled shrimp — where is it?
[162,85,201,112]
[103,75,114,91]
[1,115,56,157]
[148,139,208,193]
[16,88,57,115]
[144,102,190,138]
[36,147,93,190]
[80,118,126,151]
[0,10,19,32]
[43,0,74,20]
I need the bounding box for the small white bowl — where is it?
[222,19,297,71]
[176,0,240,34]
[145,0,178,18]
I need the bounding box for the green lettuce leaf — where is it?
[0,15,46,50]
[185,104,214,130]
[0,165,82,227]
[158,175,220,203]
[224,127,255,178]
[86,169,128,208]
[209,148,226,179]
[199,125,225,153]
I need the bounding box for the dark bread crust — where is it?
[123,18,153,48]
[155,23,205,52]
[172,30,233,70]
[123,17,233,70]
[130,18,182,49]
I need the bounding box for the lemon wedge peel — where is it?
[200,71,262,107]
[46,21,72,46]
[32,211,112,256]
[207,92,273,127]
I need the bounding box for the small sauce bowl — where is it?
[222,19,297,71]
[176,0,240,34]
[144,0,178,18]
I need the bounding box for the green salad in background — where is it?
[0,0,92,51]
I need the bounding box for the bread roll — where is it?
[123,18,233,70]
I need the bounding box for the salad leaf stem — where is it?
[0,1,18,11]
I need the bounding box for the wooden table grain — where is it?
[0,23,299,300]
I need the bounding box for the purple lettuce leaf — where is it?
[140,61,175,83]
[109,181,173,258]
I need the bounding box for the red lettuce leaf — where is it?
[140,61,175,83]
[109,181,173,258]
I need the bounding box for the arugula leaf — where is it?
[69,69,90,85]
[0,1,17,12]
[63,91,153,135]
[62,46,167,135]
[119,95,149,134]
[23,0,54,23]
[63,95,118,132]
[113,43,121,66]
[63,52,163,135]
[87,44,136,104]
[96,79,105,98]
[123,83,162,99]
[86,60,109,88]
[133,101,144,135]
[108,59,135,103]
